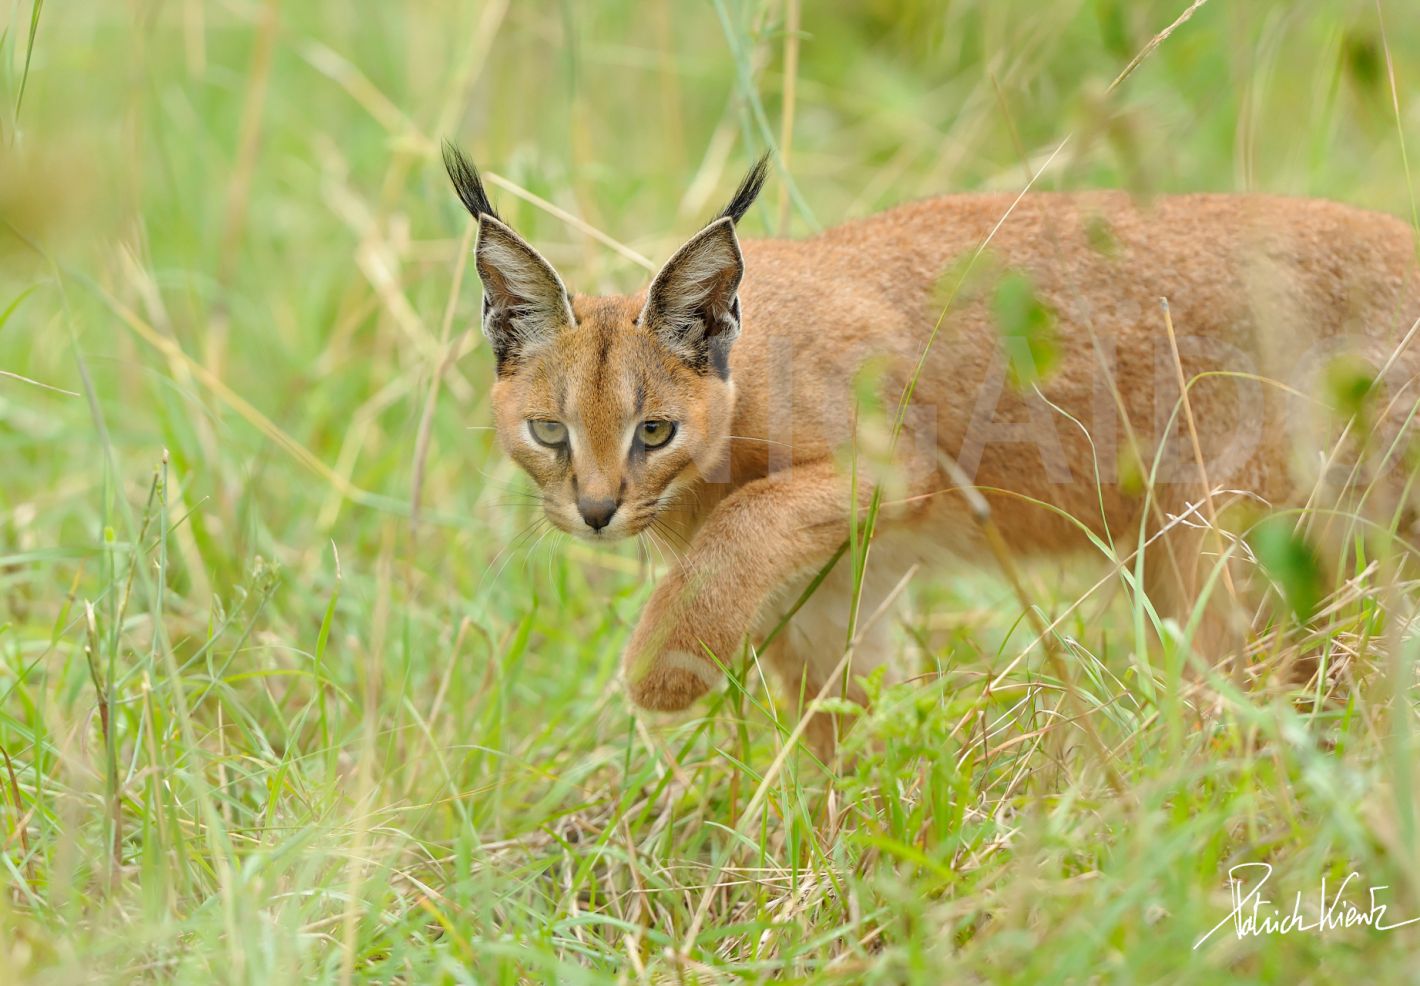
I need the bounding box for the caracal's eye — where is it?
[528,420,568,448]
[637,420,677,449]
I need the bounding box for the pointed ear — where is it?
[474,216,573,373]
[641,217,744,378]
[443,142,572,371]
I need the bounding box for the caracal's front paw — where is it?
[622,602,726,711]
[624,647,721,711]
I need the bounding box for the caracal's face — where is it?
[443,146,760,541]
[490,295,735,541]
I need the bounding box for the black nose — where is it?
[577,496,619,531]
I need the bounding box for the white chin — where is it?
[580,527,631,542]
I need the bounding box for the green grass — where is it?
[3,0,1420,981]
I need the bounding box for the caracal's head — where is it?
[444,146,767,541]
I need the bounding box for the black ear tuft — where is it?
[714,153,770,225]
[442,141,502,223]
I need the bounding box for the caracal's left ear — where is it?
[641,155,768,378]
[442,142,573,373]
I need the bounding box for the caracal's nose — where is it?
[577,496,619,531]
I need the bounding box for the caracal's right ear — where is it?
[442,142,573,373]
[641,154,769,378]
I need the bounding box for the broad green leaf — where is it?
[992,269,1059,390]
[1249,514,1323,623]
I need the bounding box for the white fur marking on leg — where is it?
[662,649,721,689]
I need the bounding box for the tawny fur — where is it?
[460,179,1420,721]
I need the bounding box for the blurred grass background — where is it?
[3,0,1420,982]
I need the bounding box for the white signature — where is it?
[1194,863,1420,949]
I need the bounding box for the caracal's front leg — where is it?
[623,459,859,711]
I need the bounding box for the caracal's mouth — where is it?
[549,509,656,543]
